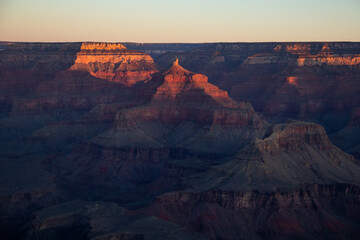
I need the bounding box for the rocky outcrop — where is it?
[0,42,158,127]
[149,59,237,107]
[256,121,332,152]
[296,55,360,66]
[70,43,158,86]
[144,184,360,240]
[243,43,360,66]
[0,42,158,104]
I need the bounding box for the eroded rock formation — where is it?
[70,43,157,86]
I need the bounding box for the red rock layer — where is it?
[148,59,238,108]
[244,43,360,66]
[70,43,158,86]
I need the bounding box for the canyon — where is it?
[0,41,360,239]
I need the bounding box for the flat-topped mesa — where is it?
[80,42,127,51]
[245,43,360,66]
[70,43,158,86]
[150,59,238,108]
[256,121,332,153]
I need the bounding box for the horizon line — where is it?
[1,40,360,44]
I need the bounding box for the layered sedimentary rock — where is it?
[0,42,81,72]
[118,59,262,128]
[0,43,155,155]
[183,121,360,192]
[256,121,332,152]
[244,43,360,66]
[49,60,360,240]
[70,43,157,86]
[0,43,80,96]
[0,42,157,101]
[145,184,360,240]
[0,44,154,239]
[148,58,237,108]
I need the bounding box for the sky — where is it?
[0,0,360,43]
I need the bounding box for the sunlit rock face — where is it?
[70,43,158,86]
[149,59,238,108]
[295,44,360,66]
[79,42,127,51]
[297,55,360,66]
[243,43,360,66]
[286,76,297,85]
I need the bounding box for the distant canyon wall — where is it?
[0,42,157,87]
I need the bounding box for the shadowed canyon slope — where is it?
[0,42,360,240]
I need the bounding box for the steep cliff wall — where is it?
[70,43,157,86]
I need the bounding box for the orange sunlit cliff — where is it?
[150,58,237,108]
[70,43,157,86]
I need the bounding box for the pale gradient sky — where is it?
[0,0,360,43]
